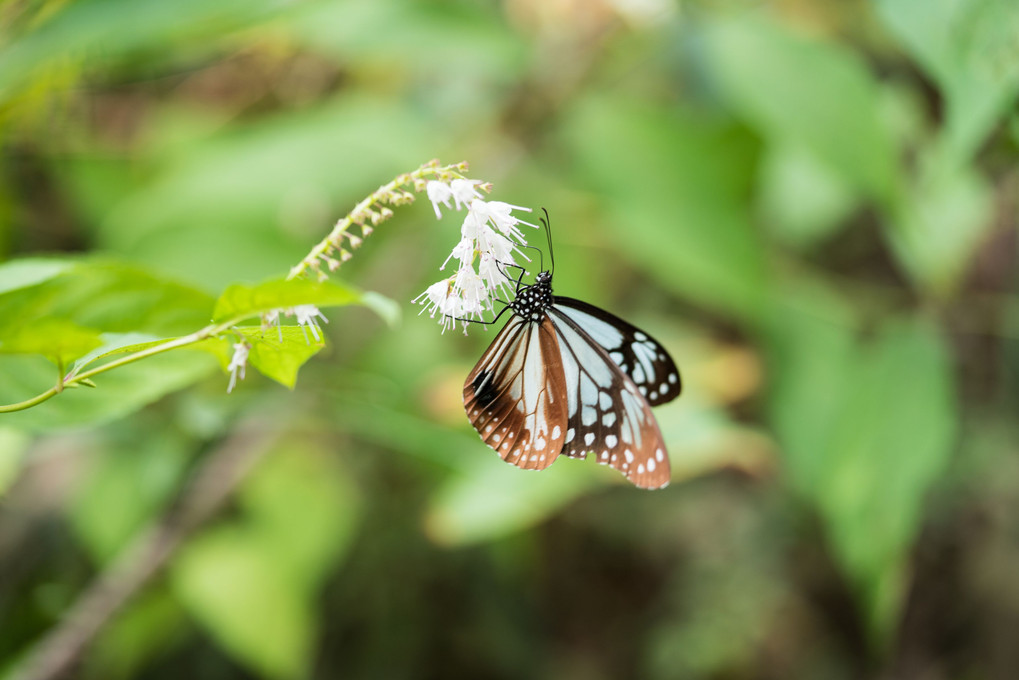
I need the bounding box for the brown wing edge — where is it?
[463,318,569,472]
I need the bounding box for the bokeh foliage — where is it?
[1,0,1018,678]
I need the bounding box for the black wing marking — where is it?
[551,296,681,406]
[546,306,671,489]
[463,316,569,471]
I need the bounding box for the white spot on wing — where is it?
[584,432,595,446]
[605,434,618,448]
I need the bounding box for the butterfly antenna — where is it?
[541,208,555,276]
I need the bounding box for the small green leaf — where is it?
[239,326,326,389]
[0,317,103,364]
[214,278,366,323]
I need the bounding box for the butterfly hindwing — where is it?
[551,297,681,406]
[463,316,569,471]
[546,305,671,489]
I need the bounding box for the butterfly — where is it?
[462,245,681,489]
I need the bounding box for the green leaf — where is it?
[767,293,957,640]
[237,326,325,389]
[0,259,215,340]
[0,317,103,364]
[214,278,371,323]
[172,527,313,680]
[565,96,766,322]
[0,258,73,295]
[705,15,900,206]
[876,0,1019,165]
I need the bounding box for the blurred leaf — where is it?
[768,293,957,639]
[71,427,194,563]
[757,144,859,248]
[173,527,312,680]
[706,15,900,206]
[0,317,102,364]
[0,0,294,104]
[173,445,358,679]
[0,257,73,295]
[876,0,1019,165]
[0,350,218,431]
[0,427,31,496]
[288,0,524,78]
[88,588,188,680]
[99,96,441,290]
[565,96,765,322]
[240,445,361,589]
[885,161,994,296]
[426,455,605,546]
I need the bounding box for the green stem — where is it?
[286,160,468,281]
[0,319,237,414]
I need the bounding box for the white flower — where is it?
[454,266,489,317]
[449,179,482,210]
[470,199,535,243]
[416,177,539,335]
[227,341,250,393]
[413,278,463,334]
[291,304,328,343]
[426,181,454,219]
[478,252,513,299]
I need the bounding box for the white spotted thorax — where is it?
[510,271,553,322]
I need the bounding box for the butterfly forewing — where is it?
[463,316,569,471]
[551,297,681,406]
[547,306,671,489]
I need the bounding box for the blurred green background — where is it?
[1,0,1018,677]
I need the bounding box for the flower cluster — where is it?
[414,179,537,334]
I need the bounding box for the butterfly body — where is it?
[463,269,680,489]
